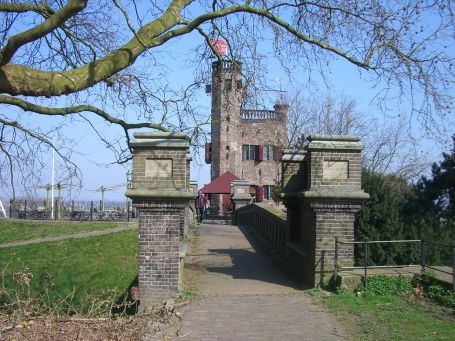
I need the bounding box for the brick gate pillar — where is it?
[231,180,250,224]
[282,135,369,287]
[125,132,193,309]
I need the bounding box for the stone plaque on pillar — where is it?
[231,179,250,224]
[145,158,173,177]
[323,160,348,180]
[125,132,193,310]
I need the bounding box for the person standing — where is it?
[195,190,205,223]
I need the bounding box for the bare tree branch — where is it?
[0,0,87,65]
[1,2,434,96]
[0,94,169,132]
[0,2,55,16]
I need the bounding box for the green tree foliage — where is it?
[355,170,409,266]
[356,137,454,266]
[402,135,455,266]
[406,136,454,221]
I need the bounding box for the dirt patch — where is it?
[0,308,181,341]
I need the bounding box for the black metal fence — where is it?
[334,237,455,290]
[3,199,135,222]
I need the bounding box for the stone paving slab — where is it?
[172,294,346,340]
[186,224,301,297]
[154,223,349,340]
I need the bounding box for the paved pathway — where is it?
[0,224,137,249]
[163,223,348,341]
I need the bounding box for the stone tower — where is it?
[206,60,288,211]
[210,60,244,180]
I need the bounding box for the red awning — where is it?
[200,171,240,194]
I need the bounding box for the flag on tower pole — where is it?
[209,39,228,56]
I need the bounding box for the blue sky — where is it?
[0,3,454,202]
[2,43,453,202]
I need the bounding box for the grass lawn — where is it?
[323,291,455,340]
[0,219,131,244]
[0,229,138,315]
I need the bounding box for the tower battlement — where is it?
[241,109,276,121]
[212,60,242,73]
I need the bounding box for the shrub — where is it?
[411,273,455,308]
[357,275,412,296]
[427,284,455,308]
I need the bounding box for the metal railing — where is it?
[334,237,455,290]
[241,109,276,121]
[6,199,134,222]
[236,203,287,253]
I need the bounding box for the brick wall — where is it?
[282,154,307,193]
[240,117,287,186]
[134,200,185,307]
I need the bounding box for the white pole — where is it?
[51,138,55,219]
[0,200,6,218]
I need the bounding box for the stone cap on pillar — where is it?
[287,190,370,200]
[130,132,190,148]
[126,131,192,201]
[307,135,363,151]
[282,149,306,162]
[125,188,194,200]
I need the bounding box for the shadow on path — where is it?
[171,223,347,340]
[187,223,303,295]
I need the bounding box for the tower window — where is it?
[242,144,259,160]
[263,185,275,200]
[242,145,249,160]
[224,79,232,92]
[262,145,275,160]
[236,79,242,90]
[263,145,269,160]
[250,145,258,160]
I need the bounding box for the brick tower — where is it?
[210,60,244,179]
[206,60,288,212]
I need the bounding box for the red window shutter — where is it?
[274,147,282,161]
[256,186,263,202]
[205,142,212,164]
[257,145,263,161]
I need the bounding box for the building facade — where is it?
[206,60,288,209]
